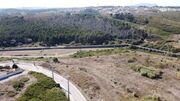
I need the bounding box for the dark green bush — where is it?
[12,64,19,69]
[53,58,59,63]
[12,81,24,91]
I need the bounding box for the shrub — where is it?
[131,65,162,79]
[7,91,17,97]
[145,56,151,66]
[4,65,11,69]
[122,95,160,101]
[20,77,30,83]
[42,87,67,101]
[53,58,59,63]
[12,77,30,91]
[12,64,19,69]
[16,72,67,101]
[128,57,137,63]
[12,81,24,91]
[143,96,160,101]
[172,47,180,53]
[155,62,168,69]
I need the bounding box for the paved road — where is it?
[0,44,128,52]
[0,62,87,101]
[0,44,179,57]
[0,52,76,58]
[0,70,28,83]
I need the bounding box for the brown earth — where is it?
[40,51,180,101]
[0,74,36,101]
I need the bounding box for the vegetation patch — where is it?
[16,72,67,101]
[143,41,180,53]
[53,57,59,63]
[123,95,160,101]
[131,65,162,79]
[155,62,169,69]
[71,48,129,58]
[12,77,29,91]
[143,96,161,101]
[0,57,11,61]
[127,57,137,63]
[7,91,17,97]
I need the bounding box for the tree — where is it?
[12,64,19,70]
[53,58,59,63]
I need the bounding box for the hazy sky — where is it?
[0,0,179,8]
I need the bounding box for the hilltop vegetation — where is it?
[0,12,156,47]
[132,11,180,37]
[0,8,179,48]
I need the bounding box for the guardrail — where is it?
[0,69,24,81]
[129,45,180,58]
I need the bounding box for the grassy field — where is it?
[71,48,130,58]
[16,72,67,101]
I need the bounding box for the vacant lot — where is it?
[41,50,180,101]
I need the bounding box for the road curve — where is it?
[7,62,86,101]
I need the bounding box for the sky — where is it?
[0,0,179,8]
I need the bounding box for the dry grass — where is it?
[40,51,180,101]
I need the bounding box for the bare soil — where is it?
[40,51,180,101]
[0,74,36,101]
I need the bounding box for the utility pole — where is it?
[50,64,54,80]
[12,59,15,64]
[52,70,54,80]
[67,79,70,101]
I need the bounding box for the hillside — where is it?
[0,7,179,49]
[0,13,154,47]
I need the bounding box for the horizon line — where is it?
[0,5,180,9]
